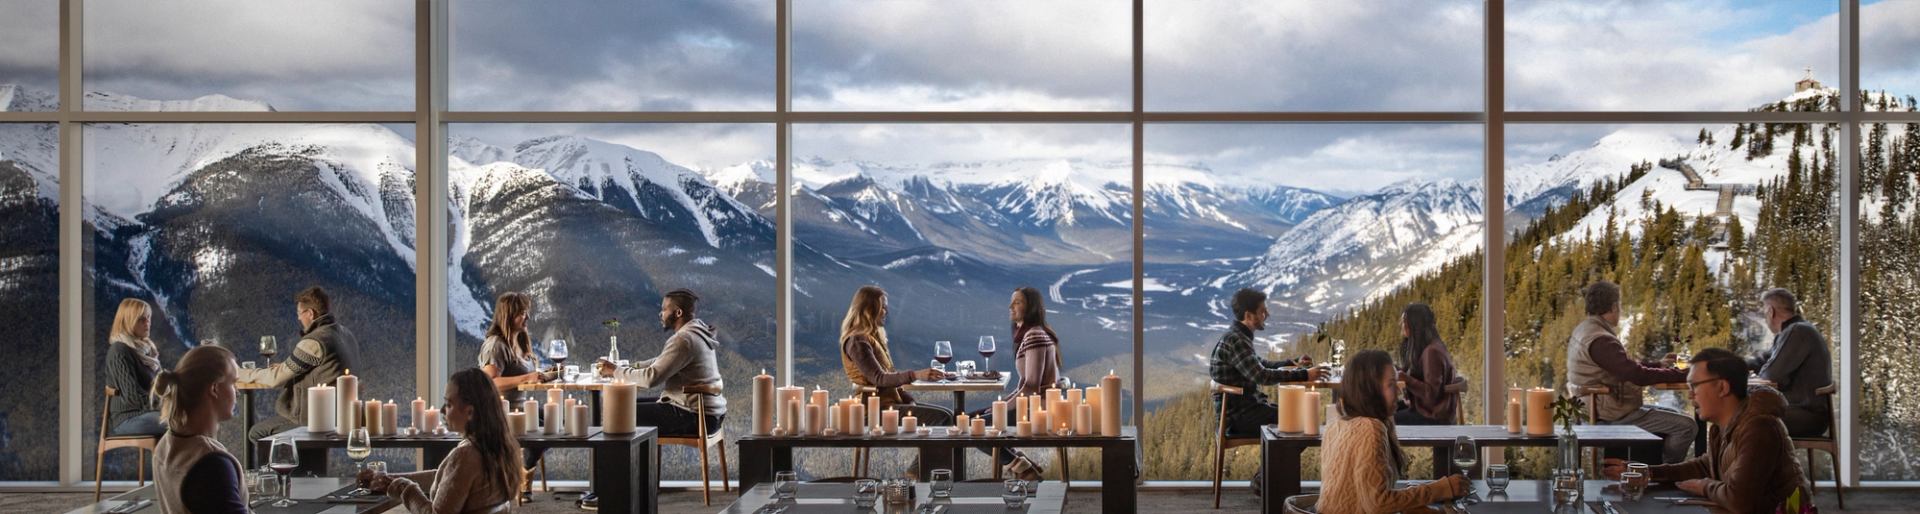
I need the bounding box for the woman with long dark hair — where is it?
[969,286,1061,480]
[1395,303,1457,425]
[1316,350,1464,514]
[479,292,552,402]
[365,368,522,513]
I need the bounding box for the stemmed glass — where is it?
[268,437,300,507]
[345,427,372,495]
[259,336,278,365]
[547,339,569,373]
[978,336,996,374]
[932,341,953,382]
[1451,435,1481,506]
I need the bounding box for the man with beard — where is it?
[1210,288,1320,496]
[590,288,724,510]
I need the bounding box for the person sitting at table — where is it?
[840,285,952,425]
[1394,303,1457,426]
[105,298,169,437]
[477,291,555,502]
[152,345,249,514]
[1747,288,1832,438]
[1639,348,1809,514]
[241,286,363,440]
[365,368,522,514]
[1317,350,1466,514]
[964,286,1061,481]
[1566,280,1696,464]
[595,288,726,436]
[1210,288,1319,495]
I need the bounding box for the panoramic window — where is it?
[0,124,57,481]
[0,2,59,111]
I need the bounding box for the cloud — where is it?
[0,1,61,98]
[1862,0,1920,97]
[456,124,773,173]
[794,124,1132,171]
[1146,125,1483,195]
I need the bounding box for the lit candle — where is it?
[1303,391,1321,436]
[777,386,805,434]
[602,381,638,434]
[348,399,363,432]
[1017,419,1033,437]
[810,386,829,411]
[955,413,970,432]
[1075,402,1093,436]
[383,400,399,435]
[1016,394,1030,423]
[1526,387,1555,436]
[801,403,821,436]
[849,403,866,436]
[1033,408,1049,436]
[544,401,562,434]
[546,387,564,406]
[305,385,337,434]
[364,399,383,436]
[1278,385,1307,433]
[1086,386,1104,436]
[521,399,539,429]
[423,408,440,434]
[784,399,801,437]
[1066,388,1083,407]
[569,404,590,437]
[334,371,358,434]
[971,417,987,436]
[1100,371,1122,436]
[507,410,528,435]
[902,413,918,433]
[411,397,427,433]
[882,409,900,435]
[867,396,881,432]
[991,400,1008,433]
[1506,398,1523,434]
[751,370,775,437]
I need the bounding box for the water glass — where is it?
[253,468,280,500]
[1485,464,1510,494]
[1620,470,1648,501]
[929,469,954,498]
[364,461,387,489]
[241,360,257,370]
[773,471,798,501]
[1552,471,1582,506]
[852,479,880,510]
[563,365,580,383]
[1002,479,1028,509]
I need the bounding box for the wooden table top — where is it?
[1264,424,1661,445]
[902,375,1009,392]
[238,382,274,390]
[517,380,611,391]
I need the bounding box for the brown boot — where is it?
[1004,454,1044,482]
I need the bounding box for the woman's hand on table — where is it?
[916,369,944,381]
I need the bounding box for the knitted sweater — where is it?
[387,440,516,514]
[1316,415,1454,514]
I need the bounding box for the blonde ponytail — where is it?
[154,345,236,431]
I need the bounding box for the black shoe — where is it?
[577,492,598,511]
[520,490,534,504]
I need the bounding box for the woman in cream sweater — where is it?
[365,368,522,513]
[1317,350,1465,514]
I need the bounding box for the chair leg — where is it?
[718,441,732,493]
[699,442,713,506]
[94,446,106,502]
[137,449,146,487]
[1212,437,1225,509]
[540,459,548,493]
[1828,449,1845,510]
[1056,448,1070,484]
[992,448,1003,480]
[1805,448,1817,497]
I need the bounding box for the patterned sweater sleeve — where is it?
[1351,419,1455,514]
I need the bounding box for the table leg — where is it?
[241,391,257,468]
[1101,442,1136,512]
[1261,441,1303,514]
[951,391,969,480]
[737,442,791,491]
[1433,448,1452,479]
[921,444,958,479]
[592,438,652,514]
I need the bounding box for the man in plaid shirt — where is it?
[1210,288,1321,496]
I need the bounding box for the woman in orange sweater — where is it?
[1317,350,1465,514]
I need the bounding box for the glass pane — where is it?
[794,1,1130,111]
[1861,115,1919,480]
[0,2,58,111]
[790,124,1134,478]
[450,1,774,111]
[83,123,419,478]
[84,0,414,111]
[1863,0,1920,106]
[0,123,58,481]
[448,123,775,481]
[1507,0,1838,111]
[1143,124,1484,480]
[1146,0,1481,111]
[1504,122,1836,477]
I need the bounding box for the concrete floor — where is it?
[7,485,1915,513]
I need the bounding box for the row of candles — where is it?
[748,370,1125,437]
[502,388,592,437]
[1271,384,1563,437]
[302,370,645,436]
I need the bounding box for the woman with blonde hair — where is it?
[839,285,952,425]
[365,368,522,513]
[105,298,169,437]
[478,292,553,402]
[152,345,249,514]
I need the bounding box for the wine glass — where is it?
[345,427,372,495]
[547,339,569,373]
[259,336,278,365]
[1451,435,1480,505]
[978,336,996,374]
[268,437,300,507]
[933,341,953,381]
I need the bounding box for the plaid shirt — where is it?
[1209,323,1309,414]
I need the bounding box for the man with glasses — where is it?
[1566,281,1696,463]
[1642,348,1807,513]
[240,286,363,440]
[1748,288,1833,438]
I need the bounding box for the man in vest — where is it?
[1749,288,1833,437]
[1566,281,1696,463]
[241,286,363,440]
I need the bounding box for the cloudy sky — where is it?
[3,0,1916,192]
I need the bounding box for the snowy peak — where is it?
[706,159,773,197]
[1232,177,1483,311]
[1,84,58,112]
[82,90,274,112]
[450,136,511,167]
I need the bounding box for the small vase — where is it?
[1551,430,1583,506]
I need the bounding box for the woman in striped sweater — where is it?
[1316,350,1465,514]
[970,286,1060,480]
[105,298,168,437]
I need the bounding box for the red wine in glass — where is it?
[934,355,953,365]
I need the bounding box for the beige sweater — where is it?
[1316,415,1454,514]
[387,440,515,514]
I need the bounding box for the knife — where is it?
[1603,500,1622,514]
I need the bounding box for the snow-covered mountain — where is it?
[1233,179,1484,312]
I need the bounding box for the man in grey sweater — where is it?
[1749,288,1833,437]
[595,288,726,435]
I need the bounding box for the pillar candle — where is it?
[955,413,970,431]
[1506,398,1523,434]
[383,401,400,435]
[1086,386,1104,436]
[867,396,882,432]
[334,371,358,434]
[411,397,427,433]
[1303,391,1322,436]
[348,400,363,432]
[1099,371,1123,436]
[1075,403,1093,436]
[1017,419,1033,437]
[810,387,829,411]
[882,409,900,435]
[521,399,539,427]
[569,404,590,437]
[1066,388,1083,407]
[1016,394,1030,423]
[507,411,527,435]
[603,381,638,434]
[849,404,866,435]
[1045,387,1061,404]
[364,399,383,436]
[1057,410,1072,435]
[564,397,577,411]
[783,399,801,437]
[1526,387,1555,436]
[802,403,821,436]
[1052,397,1071,426]
[544,402,562,434]
[546,387,563,405]
[306,385,337,433]
[1029,395,1045,421]
[776,385,804,434]
[971,417,986,436]
[902,414,918,433]
[1033,408,1049,436]
[423,408,440,434]
[751,371,775,437]
[991,400,1008,433]
[1277,385,1306,433]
